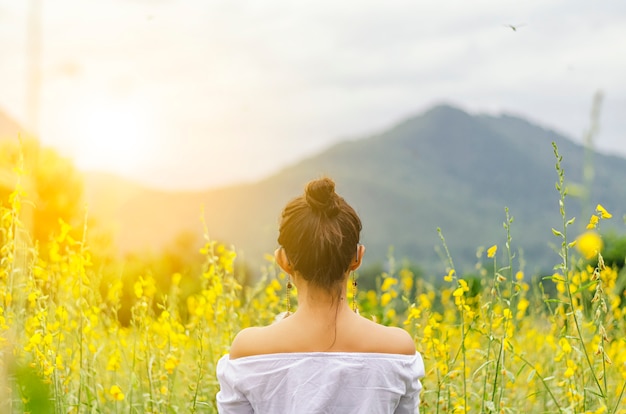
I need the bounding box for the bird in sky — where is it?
[504,23,526,31]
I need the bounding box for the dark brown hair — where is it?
[278,177,362,292]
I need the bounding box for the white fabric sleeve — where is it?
[216,356,254,414]
[394,381,421,413]
[394,353,424,414]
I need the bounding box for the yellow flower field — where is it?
[1,144,625,413]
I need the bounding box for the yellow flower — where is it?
[106,352,121,371]
[381,292,392,306]
[165,354,180,374]
[133,281,143,298]
[400,269,414,292]
[596,204,612,219]
[592,405,607,414]
[381,277,398,292]
[575,231,603,260]
[55,355,64,370]
[444,269,455,282]
[487,245,497,258]
[458,279,469,292]
[107,279,123,303]
[453,281,468,298]
[564,359,577,378]
[109,385,125,401]
[366,290,377,305]
[516,298,529,315]
[404,306,422,325]
[586,214,599,229]
[29,332,43,346]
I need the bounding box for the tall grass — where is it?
[0,144,625,413]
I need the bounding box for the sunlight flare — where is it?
[65,97,156,175]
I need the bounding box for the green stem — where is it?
[484,255,499,410]
[612,380,626,414]
[191,328,204,412]
[553,142,605,402]
[77,276,84,410]
[515,353,562,412]
[129,332,137,414]
[602,334,607,399]
[563,265,604,399]
[436,229,467,412]
[497,209,515,407]
[432,339,441,414]
[461,309,467,413]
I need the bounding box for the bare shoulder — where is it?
[228,326,265,359]
[358,317,416,355]
[228,321,289,359]
[382,325,417,355]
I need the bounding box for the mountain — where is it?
[86,104,626,276]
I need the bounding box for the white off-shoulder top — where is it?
[216,352,425,414]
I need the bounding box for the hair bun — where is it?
[305,177,340,217]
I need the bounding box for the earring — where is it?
[351,272,358,314]
[286,275,293,315]
[351,244,361,314]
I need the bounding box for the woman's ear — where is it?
[275,246,293,274]
[349,244,365,271]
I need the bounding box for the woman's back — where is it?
[216,177,424,413]
[228,308,416,358]
[217,310,423,413]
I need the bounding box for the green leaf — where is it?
[544,299,568,305]
[473,360,495,377]
[572,280,599,294]
[584,387,605,398]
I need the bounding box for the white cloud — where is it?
[0,0,625,188]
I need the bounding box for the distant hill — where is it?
[85,104,626,276]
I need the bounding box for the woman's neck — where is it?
[292,277,351,317]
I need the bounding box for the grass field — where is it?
[1,145,625,413]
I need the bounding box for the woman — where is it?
[216,177,424,413]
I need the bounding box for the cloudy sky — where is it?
[0,0,625,189]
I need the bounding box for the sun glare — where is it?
[67,98,154,176]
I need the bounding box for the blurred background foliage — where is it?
[0,138,83,248]
[1,137,625,325]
